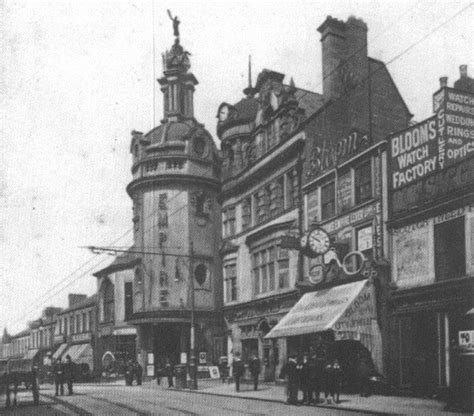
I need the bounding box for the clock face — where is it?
[300,234,308,250]
[308,228,330,255]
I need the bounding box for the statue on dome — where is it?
[167,10,180,38]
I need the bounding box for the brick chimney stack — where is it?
[440,77,448,88]
[68,293,87,308]
[317,16,368,101]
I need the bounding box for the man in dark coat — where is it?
[133,361,143,386]
[54,358,64,396]
[232,352,244,392]
[63,355,74,395]
[165,359,174,388]
[300,352,312,404]
[357,354,372,397]
[280,353,298,405]
[248,354,261,391]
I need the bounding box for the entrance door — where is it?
[410,313,438,396]
[153,324,181,368]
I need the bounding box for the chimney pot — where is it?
[460,65,467,78]
[440,77,448,88]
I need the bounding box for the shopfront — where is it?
[265,279,383,377]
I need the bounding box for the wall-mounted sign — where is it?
[391,157,474,216]
[389,117,438,190]
[71,332,92,343]
[306,129,370,178]
[323,203,376,233]
[199,352,207,364]
[180,352,187,364]
[435,88,474,169]
[146,365,155,377]
[337,172,352,213]
[357,226,373,251]
[459,330,474,349]
[147,352,154,365]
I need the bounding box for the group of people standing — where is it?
[280,352,343,406]
[53,355,74,396]
[230,352,261,392]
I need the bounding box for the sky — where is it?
[1,0,472,334]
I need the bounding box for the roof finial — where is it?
[243,55,256,98]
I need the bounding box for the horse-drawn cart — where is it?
[0,357,39,408]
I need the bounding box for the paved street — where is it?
[0,383,376,416]
[1,380,465,416]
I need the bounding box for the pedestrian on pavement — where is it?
[300,352,312,404]
[333,359,343,403]
[310,349,325,405]
[155,361,162,385]
[63,355,74,395]
[54,358,64,396]
[248,353,261,391]
[218,356,229,383]
[165,359,174,388]
[232,352,244,392]
[323,359,336,404]
[279,353,298,405]
[125,360,134,386]
[133,360,143,386]
[357,354,372,397]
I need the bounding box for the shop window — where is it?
[321,181,335,220]
[103,279,115,323]
[356,225,373,260]
[354,160,372,204]
[224,264,237,302]
[434,216,465,281]
[241,197,252,231]
[124,282,133,320]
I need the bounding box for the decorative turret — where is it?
[158,11,197,122]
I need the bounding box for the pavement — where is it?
[102,377,470,416]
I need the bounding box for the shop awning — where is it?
[63,344,93,369]
[52,343,68,360]
[265,279,376,339]
[24,349,40,360]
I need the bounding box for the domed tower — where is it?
[126,21,223,371]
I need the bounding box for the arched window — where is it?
[102,279,115,323]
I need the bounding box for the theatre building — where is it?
[266,15,411,377]
[126,27,224,375]
[386,67,474,407]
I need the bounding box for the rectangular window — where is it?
[435,216,465,281]
[224,264,237,302]
[82,313,87,332]
[87,311,92,332]
[321,181,335,220]
[159,290,169,307]
[241,197,252,230]
[286,170,295,209]
[70,316,75,334]
[76,314,81,333]
[354,160,372,204]
[222,207,236,237]
[278,246,290,289]
[125,282,133,320]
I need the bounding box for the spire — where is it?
[243,55,256,98]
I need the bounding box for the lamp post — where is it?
[188,240,198,390]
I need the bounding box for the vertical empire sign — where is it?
[434,87,474,168]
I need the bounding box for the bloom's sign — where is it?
[389,87,474,192]
[389,117,438,190]
[307,129,370,177]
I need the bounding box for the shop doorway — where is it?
[410,313,438,396]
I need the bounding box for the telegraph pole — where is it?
[189,240,197,389]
